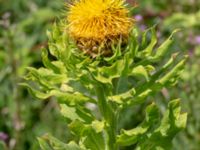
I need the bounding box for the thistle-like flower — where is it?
[67,0,133,57]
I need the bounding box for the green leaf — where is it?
[69,120,105,150]
[42,48,61,74]
[60,104,94,123]
[136,99,187,150]
[60,104,83,121]
[128,29,139,58]
[38,134,83,150]
[81,131,105,150]
[150,29,180,62]
[138,27,157,57]
[129,89,153,105]
[21,83,94,105]
[158,55,188,85]
[117,103,159,146]
[126,54,186,106]
[26,67,69,90]
[109,88,136,104]
[38,137,53,150]
[91,120,105,133]
[91,59,128,85]
[130,65,150,81]
[104,40,122,63]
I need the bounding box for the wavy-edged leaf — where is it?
[42,48,61,73]
[69,120,105,150]
[109,88,136,104]
[150,29,180,62]
[138,26,157,57]
[38,134,83,150]
[91,58,132,85]
[136,99,187,150]
[126,54,186,106]
[130,65,150,81]
[117,103,159,146]
[21,83,95,105]
[158,55,188,85]
[60,104,94,123]
[26,67,69,89]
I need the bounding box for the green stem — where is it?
[95,84,118,150]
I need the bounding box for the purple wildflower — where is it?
[135,15,143,22]
[195,36,200,45]
[0,132,8,141]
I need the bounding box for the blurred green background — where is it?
[0,0,200,149]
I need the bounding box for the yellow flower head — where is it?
[67,0,133,57]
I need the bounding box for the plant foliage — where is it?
[23,22,187,149]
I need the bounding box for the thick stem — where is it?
[95,84,118,150]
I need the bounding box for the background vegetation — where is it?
[0,0,199,149]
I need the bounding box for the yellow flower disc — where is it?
[67,0,133,57]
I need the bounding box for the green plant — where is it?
[0,0,65,149]
[24,1,187,149]
[23,26,187,150]
[132,2,200,148]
